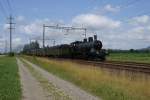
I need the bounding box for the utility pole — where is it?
[84,28,87,38]
[43,24,45,48]
[5,40,7,53]
[53,40,55,46]
[29,38,31,44]
[8,15,15,53]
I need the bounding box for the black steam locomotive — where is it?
[23,35,107,61]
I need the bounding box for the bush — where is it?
[9,52,15,56]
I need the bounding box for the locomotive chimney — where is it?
[88,37,93,42]
[83,38,87,42]
[94,35,97,41]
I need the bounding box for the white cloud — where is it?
[129,26,145,34]
[72,14,121,30]
[18,19,50,35]
[13,38,21,43]
[93,4,120,14]
[13,14,149,50]
[103,4,120,13]
[130,15,150,25]
[147,25,150,30]
[23,23,42,35]
[1,14,150,51]
[16,16,25,21]
[12,37,25,52]
[3,24,9,31]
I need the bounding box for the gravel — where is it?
[18,57,100,100]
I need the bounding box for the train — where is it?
[23,35,107,61]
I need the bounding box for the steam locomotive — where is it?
[23,35,107,61]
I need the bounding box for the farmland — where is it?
[108,52,150,63]
[23,56,150,100]
[0,56,21,100]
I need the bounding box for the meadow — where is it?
[108,52,150,63]
[23,56,150,100]
[0,56,21,100]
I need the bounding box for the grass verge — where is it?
[108,52,150,63]
[0,56,21,100]
[23,56,150,100]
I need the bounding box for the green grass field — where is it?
[0,56,21,100]
[108,52,150,63]
[23,56,150,100]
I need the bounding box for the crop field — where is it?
[23,56,150,100]
[108,52,150,63]
[0,56,21,100]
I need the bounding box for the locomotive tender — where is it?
[23,35,107,61]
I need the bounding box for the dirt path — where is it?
[0,55,5,57]
[17,57,100,100]
[17,58,50,100]
[21,58,100,100]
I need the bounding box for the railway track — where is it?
[77,60,150,74]
[48,58,150,74]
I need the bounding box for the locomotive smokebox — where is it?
[94,35,97,41]
[88,37,93,42]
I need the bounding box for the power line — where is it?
[6,0,12,14]
[0,0,15,17]
[0,0,8,17]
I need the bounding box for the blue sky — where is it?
[8,0,150,21]
[0,0,150,52]
[9,0,150,20]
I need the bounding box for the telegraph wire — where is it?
[0,0,9,53]
[6,0,12,14]
[0,0,15,17]
[0,0,16,53]
[0,0,8,17]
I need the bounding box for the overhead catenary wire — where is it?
[42,24,87,48]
